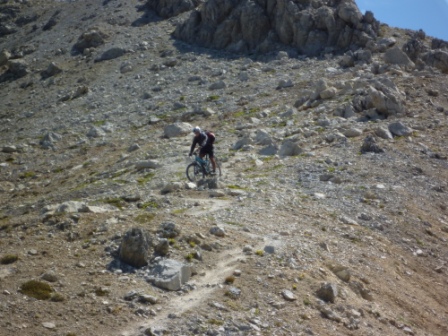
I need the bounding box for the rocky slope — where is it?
[0,0,447,336]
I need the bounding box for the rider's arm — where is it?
[189,138,198,156]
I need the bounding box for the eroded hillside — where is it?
[1,1,447,336]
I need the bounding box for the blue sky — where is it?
[355,0,448,41]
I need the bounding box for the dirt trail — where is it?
[119,246,248,336]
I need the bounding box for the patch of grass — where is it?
[134,213,156,224]
[207,319,224,326]
[227,185,247,190]
[50,293,66,302]
[327,166,336,173]
[137,172,155,185]
[19,171,36,179]
[102,197,126,210]
[303,297,311,306]
[255,250,264,257]
[0,254,19,264]
[225,275,235,284]
[171,208,188,215]
[248,107,260,114]
[207,95,220,101]
[185,253,194,262]
[111,169,129,179]
[92,120,106,126]
[188,241,196,248]
[139,200,159,209]
[232,110,245,118]
[20,280,53,300]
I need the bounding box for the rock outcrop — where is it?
[173,0,380,55]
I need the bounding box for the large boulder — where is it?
[384,46,415,68]
[73,28,108,54]
[279,140,303,157]
[163,122,192,138]
[148,259,192,291]
[173,0,379,56]
[422,50,448,73]
[119,228,153,267]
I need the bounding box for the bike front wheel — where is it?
[186,162,205,182]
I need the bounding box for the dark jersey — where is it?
[189,131,208,155]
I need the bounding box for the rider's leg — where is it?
[210,156,216,171]
[208,146,216,171]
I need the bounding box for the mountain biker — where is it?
[189,126,217,174]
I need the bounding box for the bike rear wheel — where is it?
[186,162,205,182]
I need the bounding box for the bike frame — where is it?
[193,153,211,173]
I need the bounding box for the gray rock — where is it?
[158,222,181,238]
[87,126,106,138]
[40,132,62,149]
[361,135,384,154]
[374,126,393,139]
[388,121,413,137]
[41,62,63,79]
[139,294,158,304]
[95,47,128,62]
[343,128,363,138]
[277,79,294,89]
[210,226,225,237]
[258,144,278,156]
[233,137,253,150]
[0,50,10,66]
[7,59,29,78]
[41,271,59,283]
[282,289,296,301]
[384,46,415,68]
[320,87,338,100]
[208,80,226,90]
[264,245,275,254]
[154,238,170,256]
[2,145,18,153]
[422,50,448,73]
[119,228,153,268]
[135,160,161,170]
[209,189,226,197]
[316,282,338,303]
[74,29,108,53]
[161,181,183,194]
[148,259,192,291]
[164,122,192,138]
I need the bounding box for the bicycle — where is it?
[186,151,222,182]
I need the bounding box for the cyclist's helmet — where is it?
[193,126,201,133]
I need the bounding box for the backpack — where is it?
[205,130,215,144]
